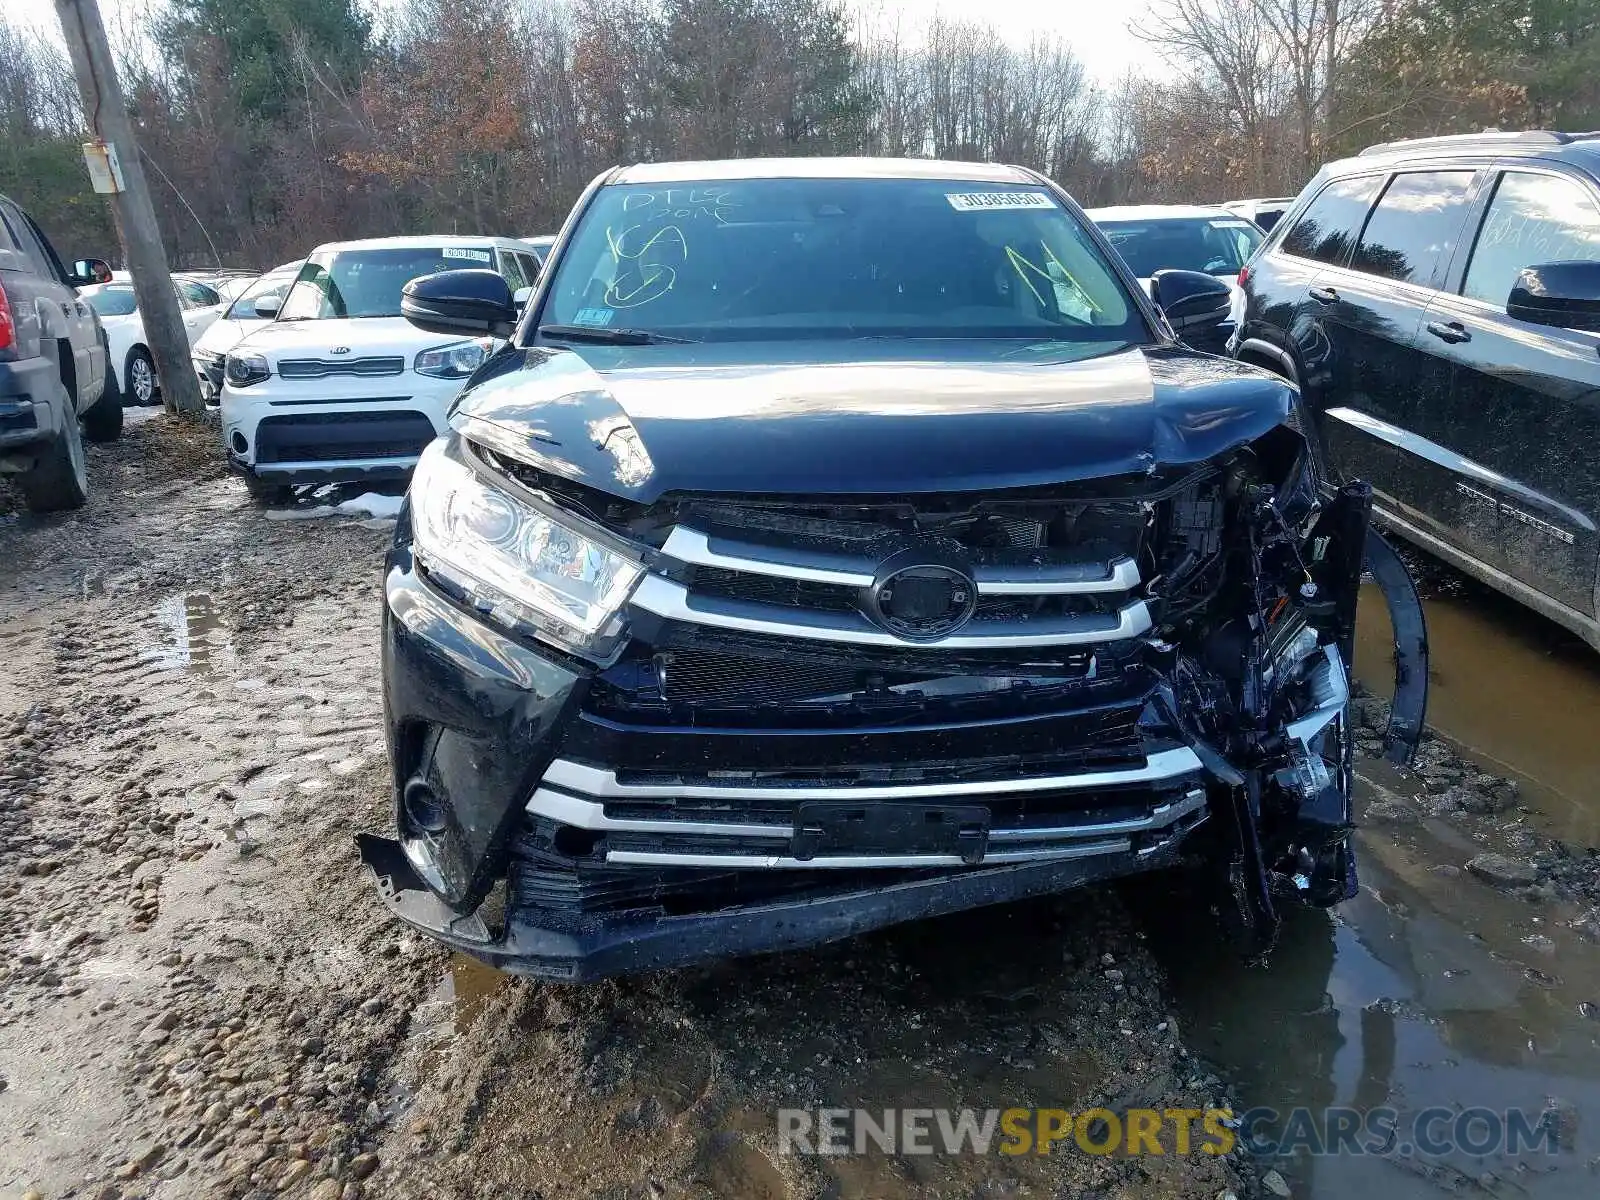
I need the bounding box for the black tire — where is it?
[82,386,123,443]
[245,476,293,505]
[123,346,157,406]
[19,398,89,513]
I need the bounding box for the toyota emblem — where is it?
[863,548,978,642]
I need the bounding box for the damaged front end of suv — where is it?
[357,160,1428,980]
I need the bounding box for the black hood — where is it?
[449,340,1295,502]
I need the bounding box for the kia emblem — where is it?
[329,346,351,355]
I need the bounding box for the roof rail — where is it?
[1358,130,1600,157]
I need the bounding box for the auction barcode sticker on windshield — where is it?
[442,247,493,262]
[946,192,1055,212]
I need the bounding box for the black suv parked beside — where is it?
[358,159,1427,981]
[1233,131,1600,649]
[0,193,119,512]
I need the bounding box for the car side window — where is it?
[1349,171,1476,286]
[1279,175,1384,266]
[19,211,72,283]
[498,251,529,291]
[177,280,219,307]
[518,252,541,284]
[0,203,22,252]
[1462,171,1600,307]
[1,203,57,278]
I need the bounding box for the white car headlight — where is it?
[414,339,493,379]
[410,441,643,662]
[225,352,270,387]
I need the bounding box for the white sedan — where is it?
[191,262,302,404]
[80,276,228,405]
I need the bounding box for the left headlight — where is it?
[225,352,269,387]
[414,339,493,379]
[410,440,643,662]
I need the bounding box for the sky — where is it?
[15,0,1164,86]
[862,0,1164,83]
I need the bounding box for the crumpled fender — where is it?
[1365,528,1429,767]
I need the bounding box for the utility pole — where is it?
[54,0,204,416]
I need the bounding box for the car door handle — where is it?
[1308,286,1339,304]
[1425,320,1471,344]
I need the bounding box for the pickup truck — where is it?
[0,192,119,512]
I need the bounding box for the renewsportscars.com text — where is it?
[777,1106,1563,1158]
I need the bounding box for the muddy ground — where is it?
[1,415,1596,1200]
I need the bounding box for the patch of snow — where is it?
[265,491,405,522]
[122,405,166,426]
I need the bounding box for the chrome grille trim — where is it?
[661,527,872,587]
[658,526,1142,595]
[529,783,1206,844]
[540,747,1204,801]
[277,356,406,380]
[604,840,1132,869]
[629,574,1152,649]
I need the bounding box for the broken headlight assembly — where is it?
[410,440,643,662]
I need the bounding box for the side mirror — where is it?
[1150,268,1231,334]
[71,257,113,286]
[513,286,533,311]
[253,295,281,319]
[1507,261,1600,332]
[401,269,516,339]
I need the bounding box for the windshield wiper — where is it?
[538,324,694,345]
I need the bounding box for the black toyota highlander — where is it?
[357,158,1429,981]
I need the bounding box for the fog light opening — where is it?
[403,777,448,834]
[230,431,248,454]
[552,825,601,858]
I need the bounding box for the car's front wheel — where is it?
[19,396,89,513]
[123,346,157,406]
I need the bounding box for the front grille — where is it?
[278,356,405,380]
[254,410,436,463]
[629,523,1152,652]
[655,648,907,705]
[511,750,1208,882]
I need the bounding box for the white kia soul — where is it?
[220,235,541,498]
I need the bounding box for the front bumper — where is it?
[367,545,1222,981]
[193,353,224,405]
[219,373,458,484]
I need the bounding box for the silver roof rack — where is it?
[1359,130,1600,156]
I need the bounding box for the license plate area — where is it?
[791,801,990,865]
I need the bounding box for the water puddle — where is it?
[1152,568,1600,1199]
[1355,578,1600,845]
[140,591,227,675]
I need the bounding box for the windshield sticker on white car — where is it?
[1210,219,1255,230]
[946,192,1055,212]
[442,247,493,262]
[573,307,615,327]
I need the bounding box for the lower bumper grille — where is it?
[522,747,1208,874]
[254,410,435,463]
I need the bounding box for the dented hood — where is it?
[449,340,1295,501]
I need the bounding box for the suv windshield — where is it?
[226,269,298,320]
[1097,216,1262,278]
[279,246,497,320]
[540,177,1144,348]
[83,284,137,317]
